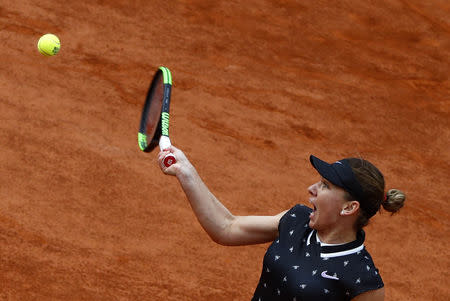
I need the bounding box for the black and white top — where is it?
[251,204,384,300]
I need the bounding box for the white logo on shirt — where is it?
[321,271,339,280]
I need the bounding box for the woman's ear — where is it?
[340,201,360,215]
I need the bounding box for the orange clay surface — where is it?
[0,1,449,300]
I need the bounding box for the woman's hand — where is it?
[157,145,194,178]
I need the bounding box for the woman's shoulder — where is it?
[279,204,312,227]
[288,204,313,216]
[341,249,384,298]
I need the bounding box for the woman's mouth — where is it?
[309,203,317,218]
[309,200,317,211]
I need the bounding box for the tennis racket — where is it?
[138,66,176,167]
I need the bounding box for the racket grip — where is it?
[163,153,176,167]
[159,136,172,151]
[159,136,175,167]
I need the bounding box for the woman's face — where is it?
[308,178,348,231]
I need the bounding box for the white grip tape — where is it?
[159,136,172,151]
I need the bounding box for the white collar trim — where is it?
[306,230,365,258]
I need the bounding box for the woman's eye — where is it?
[321,181,329,188]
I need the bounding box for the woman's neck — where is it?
[316,227,357,245]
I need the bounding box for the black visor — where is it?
[309,155,365,204]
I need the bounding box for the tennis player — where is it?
[158,146,406,300]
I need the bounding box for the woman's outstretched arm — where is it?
[158,146,287,246]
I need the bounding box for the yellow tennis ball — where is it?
[37,34,61,56]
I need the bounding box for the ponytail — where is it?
[382,189,406,214]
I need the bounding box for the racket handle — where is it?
[159,136,176,167]
[159,136,172,151]
[163,153,176,167]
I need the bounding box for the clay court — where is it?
[1,1,449,300]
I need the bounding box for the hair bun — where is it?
[382,189,406,214]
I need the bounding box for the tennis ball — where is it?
[37,34,60,56]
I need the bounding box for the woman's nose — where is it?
[308,183,318,195]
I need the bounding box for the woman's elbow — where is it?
[208,228,236,246]
[211,235,233,246]
[208,220,237,246]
